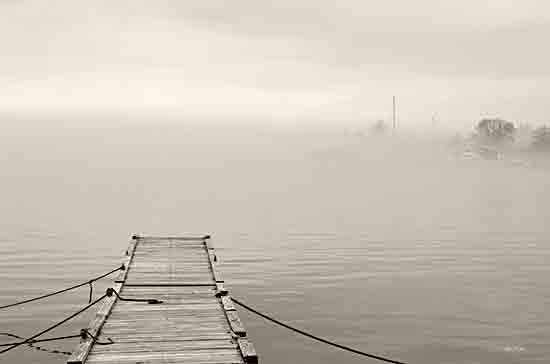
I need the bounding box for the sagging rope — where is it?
[0,293,107,354]
[0,265,124,310]
[231,297,408,364]
[0,333,81,347]
[0,332,78,356]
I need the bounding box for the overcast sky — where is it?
[1,0,549,127]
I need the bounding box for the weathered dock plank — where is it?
[68,235,257,364]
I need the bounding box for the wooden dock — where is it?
[68,235,257,364]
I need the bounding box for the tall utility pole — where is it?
[392,96,396,134]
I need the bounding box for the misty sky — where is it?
[1,1,549,127]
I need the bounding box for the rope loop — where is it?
[88,281,93,304]
[108,287,163,304]
[80,329,114,346]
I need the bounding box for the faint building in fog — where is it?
[369,120,389,136]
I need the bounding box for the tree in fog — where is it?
[474,118,516,145]
[532,126,550,151]
[450,132,465,146]
[515,122,535,149]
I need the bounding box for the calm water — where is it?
[1,123,549,364]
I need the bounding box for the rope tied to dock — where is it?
[106,287,163,304]
[231,297,408,364]
[0,283,163,357]
[0,293,108,354]
[80,329,114,346]
[0,265,124,310]
[0,324,114,356]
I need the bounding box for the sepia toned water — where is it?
[1,123,549,364]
